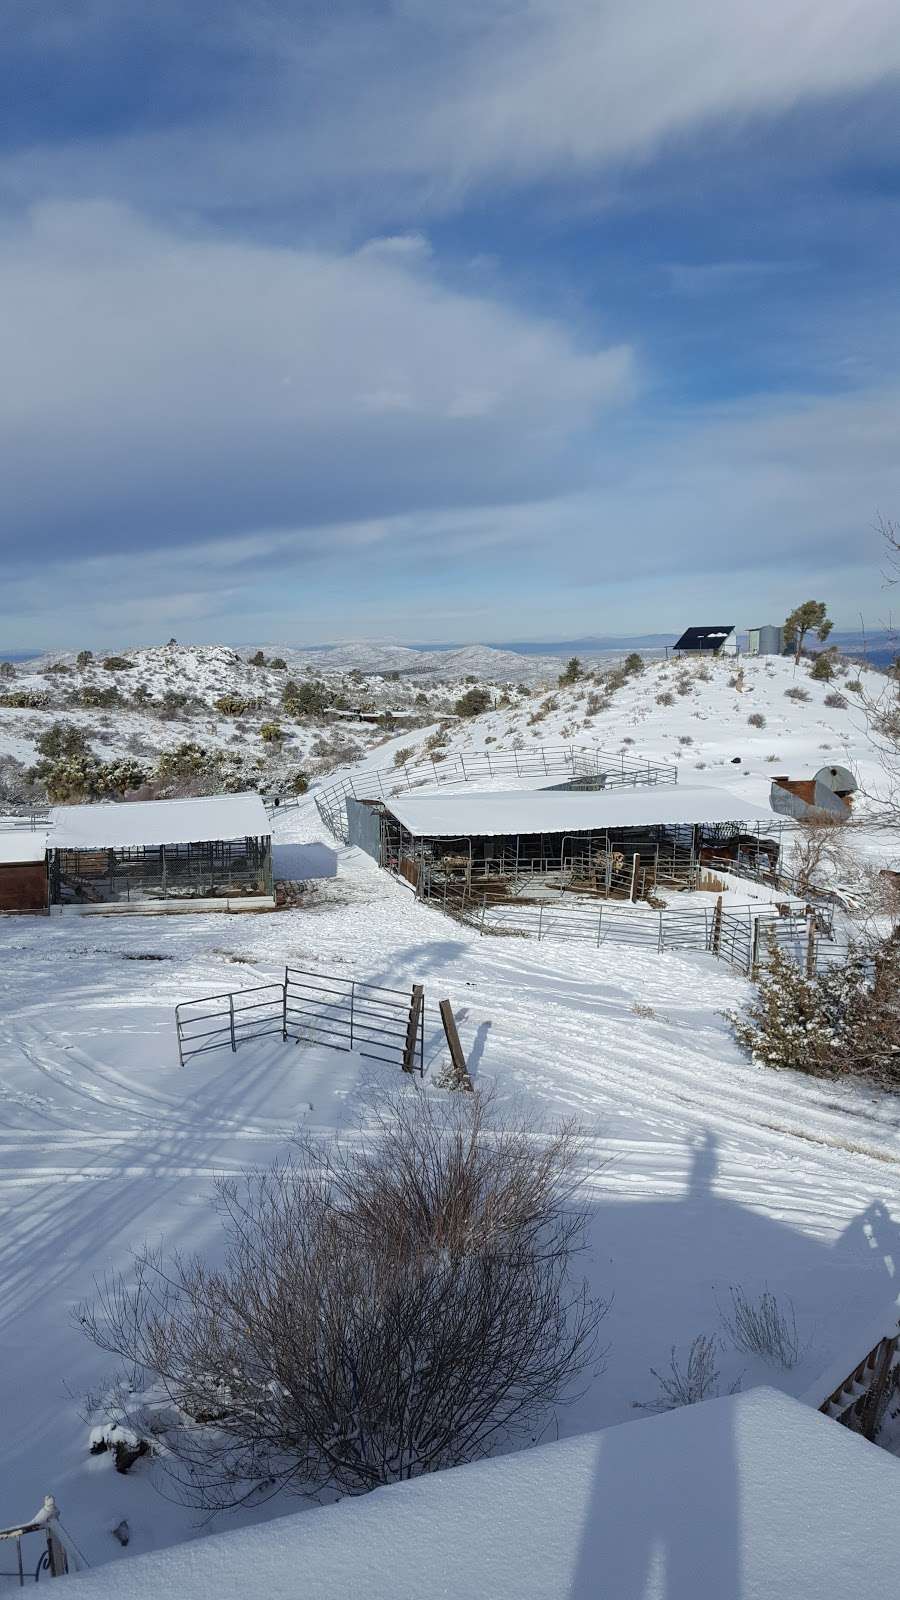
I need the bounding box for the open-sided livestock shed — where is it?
[48,793,273,910]
[349,784,779,901]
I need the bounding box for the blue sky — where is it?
[1,1,899,647]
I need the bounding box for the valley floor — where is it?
[0,795,898,1577]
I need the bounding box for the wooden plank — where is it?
[438,999,469,1079]
[402,985,425,1074]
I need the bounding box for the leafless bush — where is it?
[785,686,811,702]
[77,1093,605,1508]
[790,813,849,896]
[718,1286,801,1369]
[640,1334,723,1411]
[747,712,766,728]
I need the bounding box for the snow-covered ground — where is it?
[0,646,897,1579]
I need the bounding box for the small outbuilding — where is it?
[771,765,857,821]
[0,830,49,912]
[47,793,274,911]
[747,624,784,656]
[672,626,737,655]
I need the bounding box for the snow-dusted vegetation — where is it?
[0,641,898,1582]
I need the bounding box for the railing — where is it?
[0,1499,69,1585]
[176,966,424,1074]
[315,744,679,842]
[819,1329,899,1441]
[0,810,51,833]
[438,891,845,975]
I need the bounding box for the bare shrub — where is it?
[78,1093,606,1508]
[640,1334,723,1411]
[747,712,766,728]
[718,1286,801,1369]
[824,691,848,710]
[678,734,693,746]
[656,691,675,707]
[791,814,849,897]
[784,686,811,702]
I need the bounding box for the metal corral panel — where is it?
[346,798,383,862]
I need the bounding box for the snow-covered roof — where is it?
[0,829,49,863]
[60,1390,900,1600]
[384,783,774,837]
[49,793,270,851]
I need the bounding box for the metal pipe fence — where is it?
[176,966,424,1074]
[314,744,679,842]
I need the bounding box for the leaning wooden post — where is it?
[402,985,425,1074]
[438,999,472,1089]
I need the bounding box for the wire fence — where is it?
[313,744,678,842]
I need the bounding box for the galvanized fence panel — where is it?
[314,744,679,842]
[176,983,285,1065]
[284,966,421,1071]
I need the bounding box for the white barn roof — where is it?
[0,829,49,864]
[384,784,774,838]
[49,793,270,851]
[57,1390,900,1600]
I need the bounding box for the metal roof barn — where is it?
[49,792,269,850]
[47,793,273,911]
[383,785,775,839]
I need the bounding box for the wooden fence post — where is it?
[229,993,236,1052]
[749,917,761,978]
[402,986,425,1074]
[438,999,472,1088]
[629,852,640,903]
[711,895,723,955]
[805,911,817,978]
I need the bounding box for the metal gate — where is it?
[284,967,423,1073]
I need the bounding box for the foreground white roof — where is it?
[0,829,49,863]
[49,793,270,850]
[384,783,774,837]
[64,1390,900,1600]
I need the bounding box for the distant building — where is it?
[0,829,49,912]
[672,626,737,656]
[771,765,857,821]
[748,625,784,656]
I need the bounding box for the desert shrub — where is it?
[824,691,847,710]
[809,653,834,681]
[622,736,635,745]
[656,691,675,707]
[730,934,900,1085]
[78,1093,605,1508]
[35,721,92,762]
[159,690,193,719]
[784,686,811,702]
[269,657,287,671]
[46,661,71,675]
[282,679,330,718]
[0,689,49,709]
[695,666,711,682]
[0,661,16,679]
[558,657,583,686]
[214,694,254,717]
[393,746,415,768]
[678,735,693,746]
[289,771,310,795]
[623,653,644,674]
[718,1287,801,1369]
[103,655,133,671]
[586,694,609,716]
[260,722,284,743]
[454,687,492,718]
[76,650,93,669]
[845,678,862,693]
[76,685,121,708]
[747,712,766,728]
[248,650,267,667]
[155,742,221,786]
[424,729,449,752]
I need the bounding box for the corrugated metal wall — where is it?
[346,799,383,862]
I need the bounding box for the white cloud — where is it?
[0,202,633,560]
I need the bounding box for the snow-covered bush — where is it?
[730,935,900,1085]
[78,1094,605,1507]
